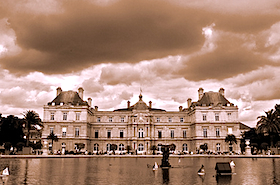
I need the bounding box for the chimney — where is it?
[78,87,84,100]
[88,98,92,107]
[187,98,192,108]
[219,88,225,96]
[95,106,98,111]
[198,88,204,100]
[179,106,183,111]
[149,101,152,108]
[127,101,130,108]
[56,87,62,96]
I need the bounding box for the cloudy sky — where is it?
[1,0,280,127]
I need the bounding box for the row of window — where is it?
[95,117,184,123]
[202,113,232,121]
[92,143,189,152]
[202,127,233,137]
[50,127,80,137]
[50,112,81,121]
[93,129,188,139]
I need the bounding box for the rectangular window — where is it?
[216,128,220,137]
[215,113,219,121]
[183,130,187,138]
[50,127,54,134]
[50,113,55,120]
[62,127,67,137]
[202,113,207,121]
[63,112,67,120]
[180,117,184,123]
[97,117,101,122]
[76,112,80,121]
[107,130,111,138]
[171,130,174,138]
[158,130,162,138]
[157,117,160,122]
[203,128,207,137]
[121,117,124,122]
[169,117,172,122]
[120,130,124,138]
[109,117,112,122]
[228,127,233,134]
[95,130,99,138]
[75,127,79,137]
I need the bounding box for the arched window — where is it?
[139,128,144,138]
[94,143,99,151]
[216,143,221,152]
[138,143,144,151]
[182,143,188,152]
[119,144,124,151]
[106,143,111,151]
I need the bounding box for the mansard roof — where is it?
[194,91,231,107]
[48,91,88,106]
[114,94,165,112]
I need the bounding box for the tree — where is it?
[47,133,59,153]
[75,143,85,153]
[110,144,117,154]
[126,145,132,154]
[225,134,237,151]
[22,110,43,147]
[150,145,157,155]
[256,109,280,147]
[200,143,208,153]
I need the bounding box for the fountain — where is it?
[160,145,171,169]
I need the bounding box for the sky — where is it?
[0,0,280,127]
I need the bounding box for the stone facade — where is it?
[42,87,249,154]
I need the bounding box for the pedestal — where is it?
[245,146,251,155]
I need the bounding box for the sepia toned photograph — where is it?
[0,0,280,184]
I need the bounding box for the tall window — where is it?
[62,127,67,137]
[97,117,101,122]
[183,130,187,138]
[158,130,162,138]
[138,144,144,151]
[215,113,219,121]
[216,128,220,137]
[107,130,111,138]
[157,117,160,122]
[228,127,233,134]
[139,128,143,138]
[203,128,207,137]
[183,143,188,152]
[158,144,162,152]
[109,117,112,122]
[202,113,207,121]
[169,117,172,122]
[50,127,54,134]
[93,143,99,152]
[171,130,174,138]
[216,143,221,152]
[120,130,124,138]
[106,143,111,151]
[50,113,55,120]
[63,113,67,120]
[180,117,184,123]
[95,130,99,138]
[121,117,124,122]
[75,128,79,137]
[119,144,124,151]
[76,112,80,121]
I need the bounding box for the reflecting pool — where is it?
[0,157,280,185]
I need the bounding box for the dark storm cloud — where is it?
[179,34,275,81]
[1,0,207,75]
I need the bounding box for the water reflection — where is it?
[0,158,280,184]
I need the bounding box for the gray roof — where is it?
[48,91,88,106]
[193,92,231,107]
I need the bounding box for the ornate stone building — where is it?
[42,87,249,154]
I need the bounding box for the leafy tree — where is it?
[225,134,237,151]
[200,143,208,152]
[47,133,59,153]
[126,145,132,154]
[22,110,43,147]
[75,143,85,152]
[150,145,157,155]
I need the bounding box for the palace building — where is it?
[41,87,249,154]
